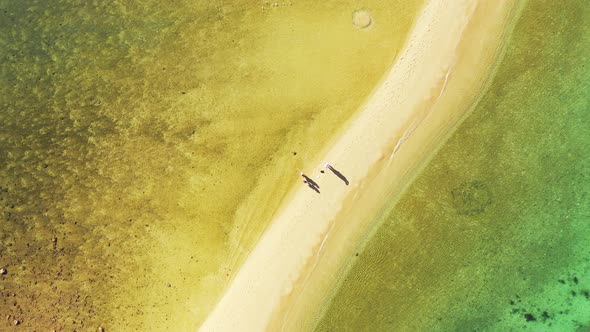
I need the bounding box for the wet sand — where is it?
[199,0,519,331]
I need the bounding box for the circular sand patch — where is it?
[352,9,373,30]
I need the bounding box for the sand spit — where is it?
[199,0,518,331]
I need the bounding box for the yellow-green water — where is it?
[0,0,422,330]
[316,0,590,330]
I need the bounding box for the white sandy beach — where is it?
[199,0,519,331]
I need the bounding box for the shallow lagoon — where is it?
[0,0,422,330]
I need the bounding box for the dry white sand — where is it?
[199,0,518,331]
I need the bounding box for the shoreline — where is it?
[199,0,520,331]
[271,1,524,330]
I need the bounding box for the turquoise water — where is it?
[316,0,590,330]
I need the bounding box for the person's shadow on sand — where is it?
[301,173,320,193]
[305,182,320,193]
[325,163,349,185]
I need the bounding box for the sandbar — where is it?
[199,0,520,330]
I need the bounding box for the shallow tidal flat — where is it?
[316,1,590,331]
[0,0,425,330]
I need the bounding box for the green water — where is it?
[316,1,590,331]
[0,0,423,330]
